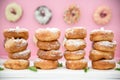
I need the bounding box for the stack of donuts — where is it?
[89,28,116,70]
[64,27,87,70]
[3,27,31,70]
[34,28,62,69]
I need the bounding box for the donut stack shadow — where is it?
[64,27,87,70]
[89,28,117,70]
[3,27,31,70]
[34,28,62,69]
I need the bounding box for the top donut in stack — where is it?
[34,28,62,69]
[64,27,87,70]
[89,28,117,70]
[3,27,30,70]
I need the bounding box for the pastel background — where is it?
[0,0,120,61]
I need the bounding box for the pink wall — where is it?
[0,0,120,60]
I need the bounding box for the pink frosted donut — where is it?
[93,6,112,25]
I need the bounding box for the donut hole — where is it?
[100,11,107,18]
[40,9,45,17]
[10,8,16,15]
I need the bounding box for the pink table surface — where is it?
[0,0,120,60]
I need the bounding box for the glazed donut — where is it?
[4,59,29,70]
[37,50,62,60]
[90,28,114,41]
[64,4,80,24]
[35,28,60,41]
[64,50,85,60]
[89,49,114,61]
[3,27,29,40]
[64,39,86,51]
[92,60,116,70]
[34,6,52,25]
[66,59,87,70]
[5,3,22,22]
[65,27,87,39]
[93,41,116,52]
[93,6,112,25]
[4,38,28,53]
[34,59,58,69]
[8,49,31,60]
[37,40,60,50]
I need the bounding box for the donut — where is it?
[92,60,116,70]
[93,6,112,25]
[66,59,87,70]
[37,40,60,50]
[35,28,60,41]
[5,3,23,22]
[93,41,116,52]
[4,38,28,53]
[4,59,29,70]
[90,28,114,41]
[8,49,31,60]
[64,50,85,60]
[64,39,86,51]
[64,4,80,24]
[3,27,29,40]
[34,59,58,69]
[89,49,114,61]
[34,6,52,25]
[65,27,87,39]
[37,50,62,60]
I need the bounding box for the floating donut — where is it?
[34,59,58,69]
[64,39,86,51]
[37,40,60,50]
[35,28,60,41]
[8,49,31,60]
[64,4,80,24]
[3,27,29,40]
[92,60,116,70]
[93,41,116,52]
[4,38,28,53]
[66,59,87,70]
[65,27,87,39]
[34,6,52,25]
[93,6,112,25]
[5,3,23,22]
[64,50,85,60]
[89,49,114,61]
[37,50,62,60]
[4,59,29,70]
[90,28,114,41]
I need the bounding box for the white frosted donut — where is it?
[93,6,112,25]
[65,27,87,39]
[93,41,116,52]
[4,38,28,53]
[35,28,60,41]
[64,39,86,51]
[5,3,22,22]
[34,6,52,25]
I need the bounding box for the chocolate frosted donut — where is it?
[34,6,52,25]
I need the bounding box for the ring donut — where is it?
[34,59,58,69]
[34,6,52,25]
[37,50,62,60]
[5,3,23,22]
[35,28,60,41]
[89,49,114,61]
[93,41,116,52]
[64,4,80,24]
[4,59,29,70]
[90,28,114,41]
[64,50,85,60]
[92,60,116,70]
[93,6,112,25]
